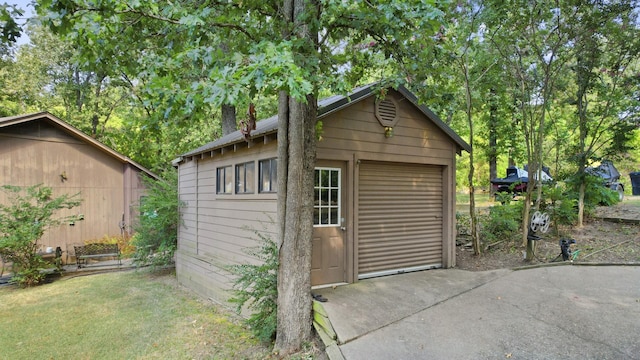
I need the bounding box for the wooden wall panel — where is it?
[317,91,455,163]
[176,250,235,306]
[1,121,128,258]
[178,160,198,255]
[0,118,156,267]
[177,142,279,296]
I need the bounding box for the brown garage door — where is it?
[358,161,443,279]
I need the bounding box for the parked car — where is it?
[491,165,553,195]
[586,160,624,201]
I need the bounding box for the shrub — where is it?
[479,201,523,246]
[0,185,81,287]
[538,184,577,230]
[228,229,278,344]
[565,173,620,214]
[455,211,471,236]
[131,170,183,267]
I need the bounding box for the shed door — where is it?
[311,164,346,286]
[357,161,443,279]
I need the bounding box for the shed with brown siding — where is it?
[0,112,157,264]
[174,84,470,303]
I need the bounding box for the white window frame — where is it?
[313,167,341,227]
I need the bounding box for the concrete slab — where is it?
[318,268,511,343]
[328,266,639,360]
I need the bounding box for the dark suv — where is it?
[586,160,624,201]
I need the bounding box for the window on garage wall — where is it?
[216,166,232,194]
[259,158,277,193]
[235,161,255,194]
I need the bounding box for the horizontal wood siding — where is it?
[176,250,235,305]
[178,160,198,255]
[317,90,455,164]
[357,162,443,276]
[177,142,278,303]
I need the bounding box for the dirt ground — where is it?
[456,201,640,271]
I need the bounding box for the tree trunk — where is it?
[221,104,237,136]
[274,0,319,355]
[461,62,481,255]
[577,182,585,227]
[488,89,497,198]
[575,53,589,227]
[274,93,317,355]
[91,74,106,138]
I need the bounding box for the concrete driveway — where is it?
[317,265,640,360]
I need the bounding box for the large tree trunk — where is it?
[274,93,317,355]
[274,0,319,355]
[221,104,236,136]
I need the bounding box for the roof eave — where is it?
[397,86,471,154]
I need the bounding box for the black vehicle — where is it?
[586,160,624,201]
[491,165,553,195]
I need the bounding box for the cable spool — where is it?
[530,211,550,233]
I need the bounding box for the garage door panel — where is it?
[359,212,443,221]
[358,161,443,277]
[359,230,443,243]
[359,243,442,255]
[359,253,442,270]
[361,249,442,262]
[360,186,442,194]
[358,202,442,212]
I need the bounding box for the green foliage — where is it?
[228,229,278,344]
[131,171,182,267]
[537,184,577,229]
[0,3,21,55]
[0,185,81,287]
[455,211,471,236]
[565,174,620,214]
[479,201,523,246]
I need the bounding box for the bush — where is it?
[565,173,620,214]
[537,184,577,230]
[0,185,81,287]
[455,211,471,236]
[228,229,278,344]
[131,170,182,267]
[479,201,523,246]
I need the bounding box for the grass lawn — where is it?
[456,192,494,213]
[623,194,640,206]
[0,269,271,360]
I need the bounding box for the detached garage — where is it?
[174,84,470,303]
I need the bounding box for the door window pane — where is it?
[314,168,340,226]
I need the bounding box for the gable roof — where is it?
[175,83,471,164]
[0,112,158,179]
